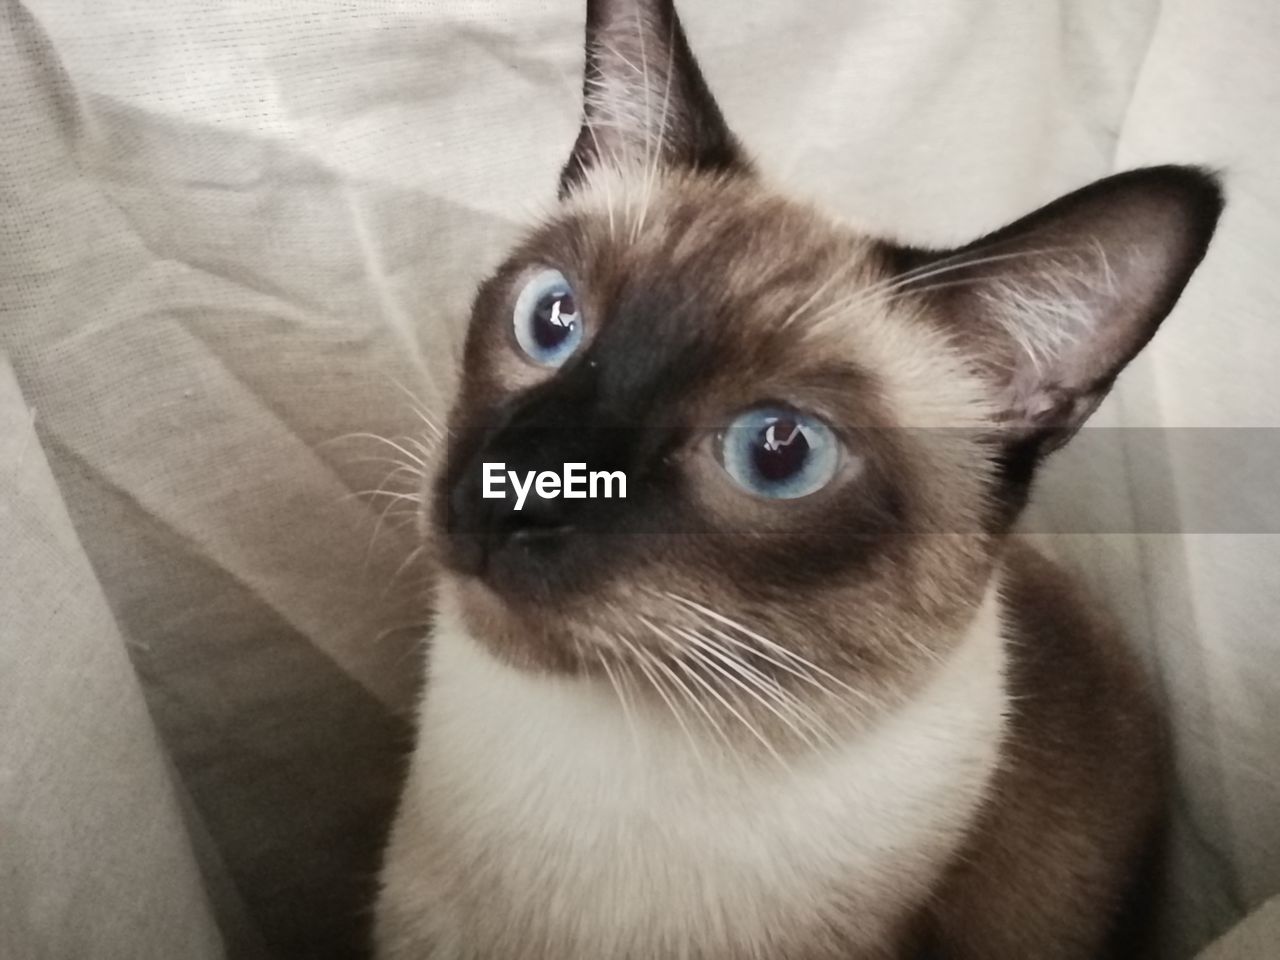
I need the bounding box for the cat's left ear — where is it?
[891,165,1224,455]
[559,0,749,196]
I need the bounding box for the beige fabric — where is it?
[1196,896,1280,960]
[0,357,224,958]
[1,1,1277,958]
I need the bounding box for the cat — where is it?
[375,1,1222,957]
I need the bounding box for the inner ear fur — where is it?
[559,0,749,196]
[890,165,1223,452]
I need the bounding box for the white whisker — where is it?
[636,17,676,243]
[334,432,430,470]
[635,622,738,765]
[678,640,804,767]
[640,616,772,771]
[673,625,837,750]
[622,633,706,768]
[664,592,878,709]
[598,647,642,757]
[633,6,655,245]
[778,261,853,329]
[386,375,448,441]
[804,248,1069,332]
[382,543,427,599]
[674,645,789,770]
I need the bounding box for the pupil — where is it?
[533,291,576,350]
[752,417,809,482]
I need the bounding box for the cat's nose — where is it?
[444,448,577,581]
[442,379,635,592]
[485,471,575,544]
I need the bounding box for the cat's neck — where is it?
[392,579,1008,958]
[421,578,1007,786]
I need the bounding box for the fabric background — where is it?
[1,1,1276,957]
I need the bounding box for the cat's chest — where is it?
[390,610,1007,960]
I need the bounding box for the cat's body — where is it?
[375,2,1217,957]
[918,544,1163,960]
[378,545,1160,960]
[379,582,1000,960]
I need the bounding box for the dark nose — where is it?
[447,446,576,577]
[443,388,630,588]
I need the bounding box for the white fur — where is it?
[378,582,1009,960]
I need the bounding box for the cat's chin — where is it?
[441,573,586,674]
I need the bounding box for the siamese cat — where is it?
[376,1,1222,957]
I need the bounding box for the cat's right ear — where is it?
[885,165,1222,524]
[890,166,1223,453]
[559,0,749,196]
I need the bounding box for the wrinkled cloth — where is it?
[1,1,1277,958]
[1198,896,1280,960]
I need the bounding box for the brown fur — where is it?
[913,541,1166,960]
[375,2,1220,957]
[437,174,996,714]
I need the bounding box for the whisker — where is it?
[570,57,623,239]
[778,261,854,329]
[582,119,618,240]
[386,374,448,441]
[673,625,836,750]
[340,463,424,518]
[633,6,654,245]
[635,624,736,765]
[398,434,438,462]
[677,642,798,769]
[598,645,643,756]
[331,432,430,470]
[636,16,676,243]
[673,646,787,770]
[373,619,432,647]
[640,616,762,771]
[622,633,706,767]
[337,456,424,476]
[381,543,428,600]
[340,485,421,509]
[365,485,418,567]
[599,38,642,76]
[348,488,421,505]
[663,592,877,709]
[892,241,1079,290]
[797,245,1082,333]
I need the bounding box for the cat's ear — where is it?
[559,0,748,196]
[893,165,1223,454]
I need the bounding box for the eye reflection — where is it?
[513,268,583,367]
[720,407,840,500]
[755,416,810,483]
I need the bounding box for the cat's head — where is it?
[429,0,1221,737]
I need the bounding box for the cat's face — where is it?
[426,0,1220,742]
[437,171,995,692]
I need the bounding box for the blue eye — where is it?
[720,407,840,500]
[513,268,583,367]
